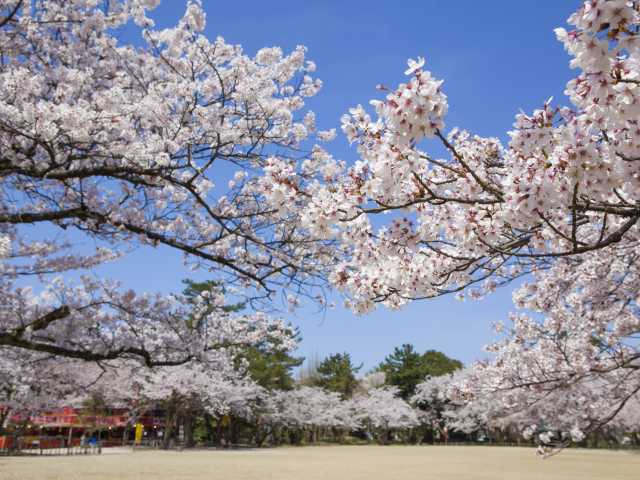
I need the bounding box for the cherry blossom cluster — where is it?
[313,0,640,312]
[262,387,360,432]
[411,242,640,447]
[0,0,338,301]
[260,384,419,439]
[0,0,333,413]
[465,245,640,446]
[342,56,447,148]
[0,280,297,417]
[317,0,640,447]
[351,386,420,434]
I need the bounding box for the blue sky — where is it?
[97,1,583,371]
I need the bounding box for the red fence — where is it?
[0,435,102,455]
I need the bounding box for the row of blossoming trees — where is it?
[1,0,639,452]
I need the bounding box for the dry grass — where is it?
[1,445,638,480]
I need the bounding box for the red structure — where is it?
[30,406,130,429]
[2,406,166,448]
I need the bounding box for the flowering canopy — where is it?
[0,0,337,358]
[315,0,640,443]
[3,0,640,448]
[314,0,640,312]
[0,0,336,411]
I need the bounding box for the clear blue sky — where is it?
[97,1,583,371]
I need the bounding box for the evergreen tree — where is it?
[314,352,362,399]
[378,344,462,400]
[243,347,304,391]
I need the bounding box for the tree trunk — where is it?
[162,409,176,449]
[229,416,239,447]
[183,415,195,448]
[121,425,130,447]
[203,413,216,446]
[0,408,10,434]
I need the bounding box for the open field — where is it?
[1,445,639,480]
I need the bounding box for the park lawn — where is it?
[1,445,638,480]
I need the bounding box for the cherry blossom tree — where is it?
[312,0,640,446]
[250,0,640,449]
[351,386,419,444]
[313,0,640,312]
[0,288,297,433]
[413,248,640,447]
[454,246,640,448]
[0,0,338,405]
[291,386,356,429]
[258,383,420,445]
[413,369,528,445]
[259,386,353,444]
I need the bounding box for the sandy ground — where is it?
[1,445,639,480]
